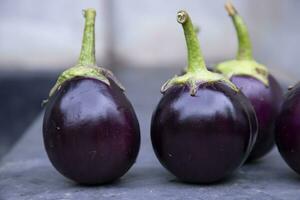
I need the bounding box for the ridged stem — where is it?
[225,2,253,60]
[177,10,207,73]
[78,9,96,66]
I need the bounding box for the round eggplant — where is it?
[151,10,257,183]
[43,9,140,185]
[275,83,300,175]
[216,2,283,161]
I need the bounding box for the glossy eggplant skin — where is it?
[43,77,140,185]
[275,83,300,175]
[151,82,257,183]
[230,74,283,161]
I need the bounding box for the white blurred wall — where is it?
[0,0,106,69]
[0,0,299,79]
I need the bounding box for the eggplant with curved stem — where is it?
[276,83,300,175]
[151,10,257,183]
[215,2,283,161]
[43,9,140,185]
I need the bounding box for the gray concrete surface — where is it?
[0,68,299,200]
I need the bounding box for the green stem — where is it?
[225,2,253,60]
[78,9,96,66]
[177,10,207,73]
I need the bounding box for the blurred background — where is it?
[0,0,299,158]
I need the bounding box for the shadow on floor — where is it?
[0,70,58,158]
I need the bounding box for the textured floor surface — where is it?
[0,67,298,200]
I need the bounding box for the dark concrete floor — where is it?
[0,71,59,158]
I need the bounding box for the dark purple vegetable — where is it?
[43,9,140,185]
[275,83,300,175]
[216,3,283,161]
[151,10,257,183]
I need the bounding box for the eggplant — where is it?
[151,10,258,183]
[43,9,140,185]
[215,2,283,161]
[275,83,300,175]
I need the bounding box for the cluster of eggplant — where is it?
[151,3,281,183]
[43,3,300,185]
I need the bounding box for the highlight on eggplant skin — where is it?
[275,82,300,175]
[43,77,140,185]
[42,8,140,185]
[151,10,258,184]
[151,83,257,183]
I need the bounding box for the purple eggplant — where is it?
[43,9,140,185]
[215,3,283,161]
[151,10,258,183]
[275,83,300,175]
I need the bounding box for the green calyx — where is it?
[161,10,238,96]
[162,70,237,96]
[216,59,269,86]
[49,65,105,97]
[216,2,269,86]
[47,8,123,100]
[48,65,125,97]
